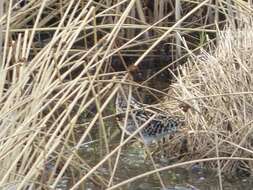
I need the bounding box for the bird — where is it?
[115,81,185,145]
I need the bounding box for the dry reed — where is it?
[0,0,252,189]
[163,24,253,175]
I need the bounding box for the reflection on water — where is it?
[80,141,253,190]
[126,168,253,190]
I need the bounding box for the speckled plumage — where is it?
[115,84,185,144]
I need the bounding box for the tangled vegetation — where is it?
[0,0,253,189]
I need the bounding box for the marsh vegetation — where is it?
[0,0,253,189]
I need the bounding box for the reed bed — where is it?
[163,25,253,175]
[0,0,253,189]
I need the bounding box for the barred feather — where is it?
[115,84,185,144]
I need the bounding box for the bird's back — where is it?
[115,83,185,144]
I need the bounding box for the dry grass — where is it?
[0,0,253,189]
[163,24,253,174]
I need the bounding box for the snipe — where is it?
[115,82,185,144]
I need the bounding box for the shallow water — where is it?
[80,141,253,190]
